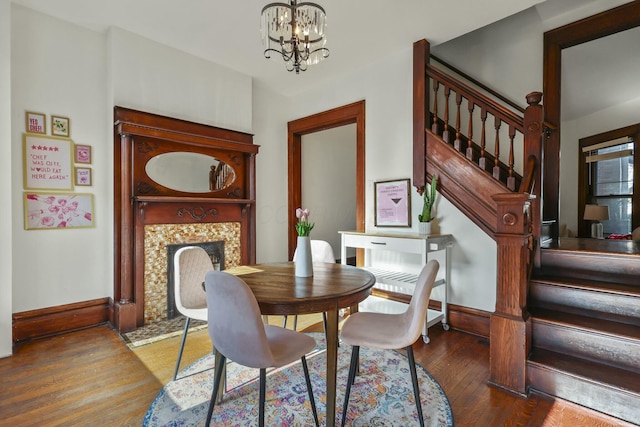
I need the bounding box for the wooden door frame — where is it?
[542,1,640,233]
[287,101,365,260]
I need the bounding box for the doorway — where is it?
[287,101,365,260]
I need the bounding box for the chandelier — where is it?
[261,1,329,74]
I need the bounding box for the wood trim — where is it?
[13,298,111,343]
[370,289,490,339]
[413,39,429,193]
[543,1,640,235]
[287,101,366,260]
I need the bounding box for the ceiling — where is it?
[11,0,545,97]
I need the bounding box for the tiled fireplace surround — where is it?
[143,222,242,324]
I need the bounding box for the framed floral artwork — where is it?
[374,178,411,227]
[23,134,74,190]
[52,115,70,137]
[74,144,91,164]
[75,167,92,186]
[24,192,94,230]
[25,111,46,134]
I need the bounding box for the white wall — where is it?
[302,125,357,257]
[1,0,13,357]
[11,5,110,312]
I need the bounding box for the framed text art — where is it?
[23,134,73,190]
[74,144,91,164]
[25,111,46,134]
[24,192,94,230]
[374,178,411,227]
[52,115,70,137]
[75,167,92,186]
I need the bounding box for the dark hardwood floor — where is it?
[0,324,634,426]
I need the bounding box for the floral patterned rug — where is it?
[143,333,453,426]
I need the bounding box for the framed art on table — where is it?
[374,178,411,227]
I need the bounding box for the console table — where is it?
[340,231,454,343]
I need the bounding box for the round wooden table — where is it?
[233,261,375,427]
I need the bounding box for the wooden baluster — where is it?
[466,101,475,161]
[478,109,488,171]
[453,93,462,151]
[506,125,516,190]
[492,117,502,182]
[442,87,451,143]
[432,80,440,135]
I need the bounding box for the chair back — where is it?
[174,246,213,312]
[294,239,336,263]
[204,271,275,369]
[402,260,440,346]
[633,226,640,241]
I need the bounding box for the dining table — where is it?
[226,261,376,427]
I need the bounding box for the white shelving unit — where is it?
[340,231,453,343]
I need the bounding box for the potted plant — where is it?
[418,175,437,235]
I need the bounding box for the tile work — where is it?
[143,222,242,324]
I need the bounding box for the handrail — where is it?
[427,64,524,132]
[518,155,537,194]
[430,54,525,114]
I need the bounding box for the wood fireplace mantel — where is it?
[113,107,258,332]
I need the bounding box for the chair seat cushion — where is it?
[264,325,317,367]
[340,311,414,349]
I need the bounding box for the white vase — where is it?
[295,236,313,277]
[418,221,431,236]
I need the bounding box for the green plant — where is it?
[418,175,437,222]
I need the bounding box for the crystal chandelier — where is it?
[261,1,329,74]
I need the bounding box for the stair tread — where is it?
[529,347,640,394]
[531,275,640,296]
[530,307,640,341]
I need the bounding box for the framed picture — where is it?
[75,167,92,186]
[51,115,70,137]
[74,144,92,164]
[374,178,411,227]
[24,192,94,230]
[25,111,46,134]
[23,134,74,190]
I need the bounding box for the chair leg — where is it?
[301,356,320,427]
[341,346,359,427]
[406,345,424,427]
[205,354,226,426]
[293,315,298,331]
[259,368,266,427]
[173,317,191,380]
[282,315,288,328]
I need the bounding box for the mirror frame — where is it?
[543,1,640,238]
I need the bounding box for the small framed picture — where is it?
[75,144,92,164]
[51,115,70,137]
[26,111,46,134]
[374,178,411,227]
[75,167,92,186]
[24,192,95,230]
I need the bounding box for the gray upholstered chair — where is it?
[287,239,337,330]
[173,246,212,380]
[339,260,440,427]
[204,270,319,427]
[632,226,640,241]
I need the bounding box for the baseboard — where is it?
[369,290,491,339]
[12,298,112,343]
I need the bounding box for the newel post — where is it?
[489,192,533,397]
[523,92,543,267]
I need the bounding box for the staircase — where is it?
[528,242,640,424]
[414,39,640,424]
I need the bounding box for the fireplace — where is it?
[165,241,225,319]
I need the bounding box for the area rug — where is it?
[121,316,207,348]
[143,333,453,426]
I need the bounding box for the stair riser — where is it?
[532,322,640,373]
[528,362,640,425]
[540,251,640,286]
[530,282,640,320]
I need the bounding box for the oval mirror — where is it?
[145,152,236,193]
